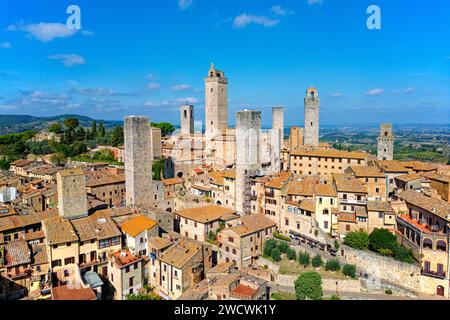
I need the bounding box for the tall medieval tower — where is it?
[124,116,153,208]
[235,110,261,216]
[204,63,228,141]
[180,104,194,136]
[57,168,88,220]
[304,87,319,147]
[377,123,394,160]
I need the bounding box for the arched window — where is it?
[436,240,447,252]
[423,238,433,249]
[184,110,187,118]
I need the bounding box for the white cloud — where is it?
[48,54,86,67]
[178,0,193,10]
[145,100,171,108]
[233,13,279,28]
[175,97,199,104]
[404,87,415,94]
[147,83,161,90]
[307,0,323,5]
[365,88,384,96]
[172,84,191,91]
[271,5,295,16]
[330,92,343,98]
[146,73,156,80]
[8,22,76,42]
[0,42,12,49]
[7,22,93,42]
[81,30,95,36]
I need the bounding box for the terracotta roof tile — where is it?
[176,205,238,224]
[121,215,157,238]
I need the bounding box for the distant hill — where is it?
[0,114,122,135]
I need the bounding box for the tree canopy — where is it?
[295,272,323,300]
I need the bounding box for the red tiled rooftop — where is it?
[231,284,257,297]
[52,285,96,300]
[397,213,444,235]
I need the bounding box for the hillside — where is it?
[0,114,121,135]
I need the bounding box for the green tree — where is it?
[311,254,323,268]
[295,272,323,300]
[271,248,281,262]
[126,293,161,300]
[263,239,277,257]
[298,252,310,267]
[286,248,297,261]
[343,264,356,278]
[48,122,62,134]
[392,245,415,263]
[111,125,124,147]
[369,228,397,253]
[325,259,341,272]
[74,126,86,141]
[98,122,106,137]
[151,122,175,136]
[91,120,98,137]
[64,118,79,129]
[50,152,67,165]
[278,241,289,254]
[334,240,340,250]
[0,159,10,170]
[344,231,369,250]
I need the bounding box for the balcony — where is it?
[250,195,258,201]
[421,269,446,280]
[340,198,366,205]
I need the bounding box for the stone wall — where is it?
[341,245,422,292]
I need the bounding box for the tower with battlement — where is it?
[377,123,394,160]
[235,110,261,216]
[204,63,228,142]
[124,116,153,208]
[304,87,319,147]
[180,104,194,136]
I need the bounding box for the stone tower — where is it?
[272,107,284,133]
[205,63,228,142]
[289,126,304,150]
[304,87,319,147]
[377,123,394,160]
[235,110,261,216]
[124,116,153,208]
[271,107,284,172]
[180,104,194,136]
[57,168,88,220]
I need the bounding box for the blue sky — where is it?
[0,0,449,126]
